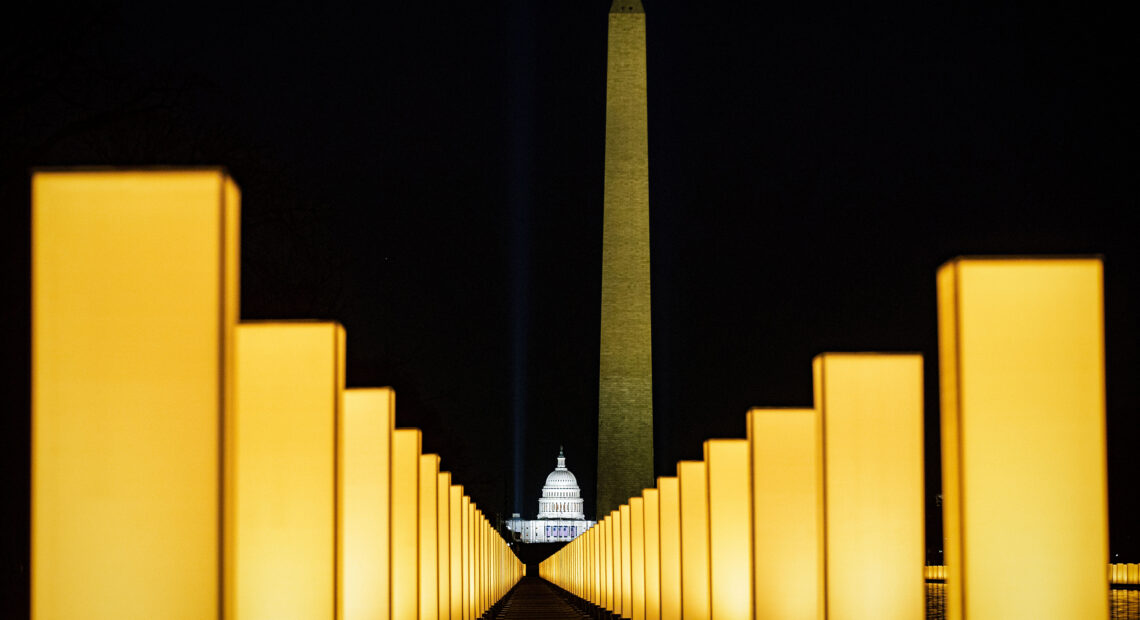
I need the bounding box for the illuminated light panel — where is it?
[460,495,470,620]
[643,489,661,620]
[678,461,710,620]
[938,257,1108,619]
[613,509,623,617]
[621,504,633,618]
[813,353,924,620]
[630,497,645,620]
[231,322,344,617]
[32,169,239,619]
[747,408,823,620]
[657,477,681,620]
[392,429,421,620]
[340,388,394,620]
[705,439,750,620]
[603,516,613,611]
[420,455,440,620]
[437,473,451,620]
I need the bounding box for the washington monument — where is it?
[596,0,654,519]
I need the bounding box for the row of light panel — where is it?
[542,257,1108,620]
[31,170,522,619]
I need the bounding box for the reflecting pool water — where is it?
[926,583,1140,620]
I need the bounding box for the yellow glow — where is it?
[938,258,1108,619]
[32,169,238,619]
[603,517,613,611]
[678,461,709,620]
[613,509,623,616]
[420,455,440,620]
[460,495,470,620]
[657,477,681,620]
[704,439,750,620]
[747,408,823,620]
[437,473,451,620]
[229,322,344,618]
[642,489,660,620]
[813,353,924,620]
[340,388,394,620]
[392,429,421,620]
[621,504,633,618]
[630,497,645,620]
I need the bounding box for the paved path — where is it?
[492,576,593,619]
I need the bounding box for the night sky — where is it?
[2,0,1137,609]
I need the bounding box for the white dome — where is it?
[537,447,585,519]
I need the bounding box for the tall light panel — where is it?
[621,504,633,618]
[340,388,394,620]
[643,489,661,620]
[678,461,710,620]
[392,429,421,620]
[813,353,924,620]
[449,486,463,620]
[657,477,681,620]
[230,322,344,618]
[630,497,646,620]
[938,257,1108,619]
[32,169,238,619]
[419,455,440,620]
[705,439,750,620]
[747,408,823,620]
[437,472,451,620]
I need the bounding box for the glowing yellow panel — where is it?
[392,429,421,620]
[630,497,646,620]
[657,477,681,620]
[340,388,394,620]
[747,408,823,620]
[438,473,451,620]
[621,504,633,618]
[613,509,623,617]
[938,257,1108,619]
[420,454,440,620]
[813,353,924,620]
[460,495,470,620]
[642,489,661,620]
[32,169,238,619]
[678,461,709,620]
[230,322,344,618]
[704,439,750,620]
[603,517,613,611]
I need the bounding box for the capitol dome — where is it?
[537,447,585,519]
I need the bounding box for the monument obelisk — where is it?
[596,0,653,519]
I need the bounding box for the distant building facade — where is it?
[506,448,595,543]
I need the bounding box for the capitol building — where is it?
[506,448,596,543]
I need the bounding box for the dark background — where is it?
[2,0,1136,611]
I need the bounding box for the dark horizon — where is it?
[3,0,1138,611]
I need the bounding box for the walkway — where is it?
[491,576,593,619]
